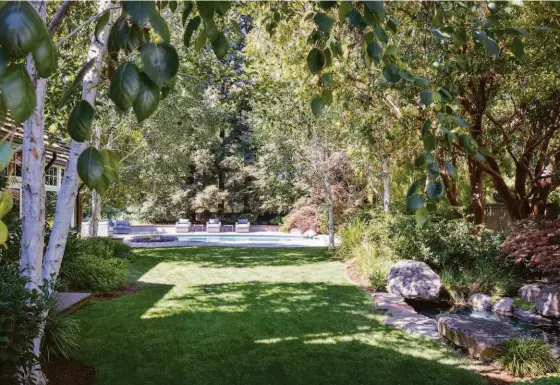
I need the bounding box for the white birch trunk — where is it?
[89,124,102,236]
[382,157,390,212]
[42,0,112,287]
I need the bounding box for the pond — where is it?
[411,300,560,354]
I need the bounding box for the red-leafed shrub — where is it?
[500,219,560,279]
[283,206,318,233]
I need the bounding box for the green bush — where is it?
[514,297,537,311]
[498,338,559,378]
[0,265,47,383]
[41,298,81,361]
[62,255,127,292]
[60,236,131,292]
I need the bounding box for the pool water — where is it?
[416,302,560,351]
[176,235,314,242]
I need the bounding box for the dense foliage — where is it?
[338,203,520,301]
[59,236,132,292]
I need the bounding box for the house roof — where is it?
[1,116,69,167]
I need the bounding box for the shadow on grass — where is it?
[74,279,485,385]
[131,246,331,270]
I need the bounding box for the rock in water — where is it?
[436,314,518,358]
[387,260,441,301]
[469,293,493,311]
[492,297,514,316]
[518,283,546,303]
[536,285,560,318]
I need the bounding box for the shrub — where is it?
[500,219,560,280]
[61,255,127,293]
[41,298,80,361]
[498,338,559,378]
[514,297,537,311]
[60,236,131,292]
[283,206,318,233]
[0,265,47,382]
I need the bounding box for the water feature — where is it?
[411,300,560,354]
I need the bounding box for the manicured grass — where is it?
[73,247,485,385]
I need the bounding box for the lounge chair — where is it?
[113,220,131,234]
[175,218,191,233]
[235,218,250,233]
[206,218,221,233]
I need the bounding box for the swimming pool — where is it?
[126,232,331,248]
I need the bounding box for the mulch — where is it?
[44,358,95,385]
[90,283,141,302]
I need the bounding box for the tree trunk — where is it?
[327,196,334,251]
[468,159,485,225]
[19,3,48,381]
[42,0,111,289]
[89,124,102,236]
[381,157,390,212]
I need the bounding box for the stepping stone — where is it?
[54,292,91,312]
[386,308,417,317]
[372,292,405,302]
[375,302,414,311]
[402,322,441,340]
[514,309,560,327]
[436,314,518,358]
[384,314,434,329]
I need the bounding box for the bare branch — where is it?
[48,1,73,35]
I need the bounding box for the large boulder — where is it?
[536,285,560,318]
[514,309,560,327]
[436,314,518,359]
[492,297,514,316]
[468,293,492,311]
[518,283,546,303]
[387,260,441,301]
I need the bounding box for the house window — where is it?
[45,166,58,186]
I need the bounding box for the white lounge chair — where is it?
[206,219,221,233]
[175,218,191,233]
[235,218,250,233]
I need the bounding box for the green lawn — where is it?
[73,247,485,385]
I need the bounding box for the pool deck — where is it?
[119,232,334,248]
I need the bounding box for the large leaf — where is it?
[382,63,401,83]
[415,77,429,87]
[407,194,424,212]
[338,1,353,20]
[421,120,432,137]
[211,32,229,59]
[415,207,429,227]
[0,47,6,78]
[366,41,382,62]
[109,16,142,53]
[307,48,326,74]
[182,1,193,25]
[0,220,7,245]
[420,89,434,105]
[314,12,335,33]
[512,36,524,59]
[444,161,457,180]
[32,35,57,78]
[77,147,105,189]
[427,163,440,179]
[426,181,445,200]
[311,97,324,117]
[95,9,110,43]
[0,1,47,59]
[62,58,95,102]
[122,1,156,26]
[364,1,386,18]
[109,62,141,111]
[0,141,13,171]
[197,1,214,21]
[213,1,231,17]
[100,148,121,182]
[184,16,201,47]
[423,134,436,151]
[141,42,179,87]
[451,115,473,127]
[414,153,426,168]
[0,64,36,124]
[0,190,13,218]
[168,1,177,13]
[150,11,170,42]
[373,26,388,44]
[133,72,160,122]
[195,29,207,51]
[487,36,499,56]
[67,100,94,142]
[407,179,423,198]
